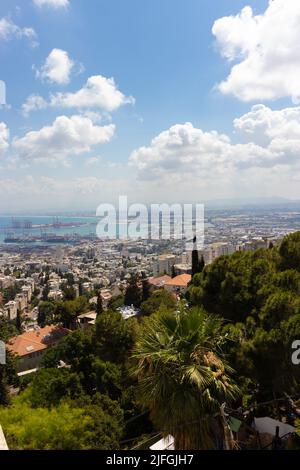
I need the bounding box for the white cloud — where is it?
[212,0,300,102]
[234,104,300,145]
[35,49,75,85]
[0,122,9,155]
[22,95,48,117]
[12,115,115,165]
[22,75,135,115]
[49,75,135,112]
[33,0,69,9]
[0,17,37,45]
[130,105,300,187]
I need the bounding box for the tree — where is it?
[62,285,77,301]
[0,365,9,406]
[280,232,300,271]
[124,274,141,308]
[132,307,239,449]
[2,285,21,303]
[20,368,84,408]
[140,289,176,316]
[108,295,124,310]
[141,279,151,302]
[191,237,204,277]
[96,292,103,317]
[38,301,56,326]
[0,399,124,450]
[16,309,22,333]
[0,351,19,406]
[192,236,199,278]
[55,296,89,329]
[41,326,126,398]
[198,255,205,273]
[42,285,50,301]
[95,310,136,363]
[78,281,84,297]
[0,316,18,342]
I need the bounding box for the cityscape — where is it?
[1,0,300,460]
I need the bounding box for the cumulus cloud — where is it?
[0,17,37,45]
[49,75,135,111]
[33,0,69,9]
[35,49,75,85]
[130,105,300,183]
[212,0,300,102]
[12,115,115,165]
[22,75,135,115]
[0,122,9,155]
[22,95,48,117]
[234,104,300,145]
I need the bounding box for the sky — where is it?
[1,0,300,212]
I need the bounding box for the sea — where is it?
[0,216,100,245]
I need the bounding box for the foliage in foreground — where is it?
[187,232,300,401]
[0,395,123,450]
[133,307,239,449]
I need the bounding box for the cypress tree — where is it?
[96,292,103,316]
[192,236,199,277]
[198,255,205,273]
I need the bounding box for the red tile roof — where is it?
[165,274,191,287]
[6,325,69,357]
[148,275,172,287]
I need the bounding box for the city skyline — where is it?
[1,0,300,211]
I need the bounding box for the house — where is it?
[77,311,97,329]
[6,325,69,372]
[165,274,192,294]
[100,289,113,308]
[148,275,172,290]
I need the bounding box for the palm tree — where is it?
[132,307,239,449]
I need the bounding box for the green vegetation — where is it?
[187,233,300,401]
[124,274,142,307]
[0,398,123,450]
[1,232,300,449]
[133,306,239,449]
[140,289,176,316]
[2,285,21,303]
[52,296,89,329]
[192,236,205,277]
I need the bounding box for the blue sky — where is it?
[0,0,300,211]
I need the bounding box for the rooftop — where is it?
[6,325,69,357]
[166,274,191,287]
[148,275,172,287]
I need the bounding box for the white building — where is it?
[48,290,63,301]
[4,301,18,320]
[22,285,33,303]
[204,242,235,265]
[152,254,181,277]
[16,293,28,312]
